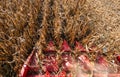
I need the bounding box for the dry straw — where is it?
[3,0,120,76]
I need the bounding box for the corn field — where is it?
[0,0,120,77]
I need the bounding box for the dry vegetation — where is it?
[0,0,42,76]
[0,0,119,77]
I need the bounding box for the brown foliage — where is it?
[0,0,94,76]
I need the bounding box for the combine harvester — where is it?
[19,40,120,77]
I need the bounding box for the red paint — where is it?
[59,71,66,77]
[19,41,120,77]
[45,71,50,77]
[19,64,29,77]
[117,55,120,62]
[61,40,71,52]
